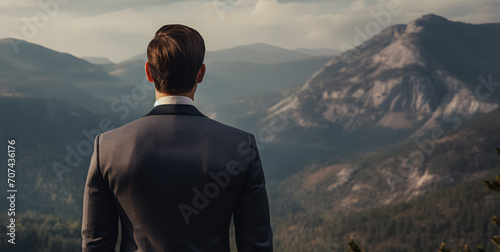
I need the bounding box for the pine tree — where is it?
[483,148,500,251]
[347,239,365,252]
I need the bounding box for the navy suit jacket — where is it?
[81,104,273,251]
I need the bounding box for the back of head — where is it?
[147,24,205,94]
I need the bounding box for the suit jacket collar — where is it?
[144,104,206,117]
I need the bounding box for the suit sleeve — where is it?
[81,134,119,251]
[233,134,273,251]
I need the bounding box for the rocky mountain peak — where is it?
[265,14,500,145]
[410,13,450,27]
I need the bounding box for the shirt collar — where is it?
[154,96,195,107]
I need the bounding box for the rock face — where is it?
[267,14,500,139]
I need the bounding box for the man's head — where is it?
[145,24,206,97]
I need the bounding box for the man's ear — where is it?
[196,64,206,84]
[145,62,155,83]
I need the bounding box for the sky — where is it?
[1,0,499,62]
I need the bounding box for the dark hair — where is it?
[147,24,205,94]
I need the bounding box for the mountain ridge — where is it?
[265,14,500,144]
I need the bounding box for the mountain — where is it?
[0,39,154,217]
[104,43,327,92]
[124,52,147,62]
[293,47,340,57]
[197,56,334,103]
[83,56,114,65]
[0,95,108,215]
[205,43,310,64]
[273,108,500,212]
[124,42,313,65]
[264,14,500,250]
[98,44,335,131]
[265,14,500,149]
[0,38,153,119]
[269,107,500,251]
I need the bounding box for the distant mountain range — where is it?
[0,38,138,117]
[204,43,338,64]
[83,56,114,65]
[123,42,340,65]
[94,43,338,129]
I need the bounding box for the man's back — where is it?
[81,104,273,251]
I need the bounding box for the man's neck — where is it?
[156,91,194,101]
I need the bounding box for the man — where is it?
[81,24,273,251]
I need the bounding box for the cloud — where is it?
[0,0,498,62]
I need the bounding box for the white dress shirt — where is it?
[154,95,195,107]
